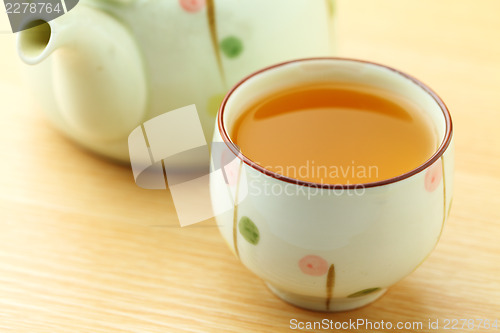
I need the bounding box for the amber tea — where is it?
[231,83,437,184]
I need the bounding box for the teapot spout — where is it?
[17,20,53,65]
[16,6,148,142]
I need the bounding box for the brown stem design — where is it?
[206,0,226,86]
[140,124,154,163]
[232,162,243,258]
[437,156,447,240]
[326,264,335,310]
[325,0,335,18]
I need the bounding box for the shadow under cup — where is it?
[210,58,454,311]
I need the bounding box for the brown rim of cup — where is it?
[217,57,453,190]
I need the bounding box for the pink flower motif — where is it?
[298,255,329,276]
[179,0,206,12]
[222,150,240,186]
[425,159,443,192]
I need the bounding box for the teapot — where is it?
[17,0,335,162]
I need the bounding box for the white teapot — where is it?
[17,0,334,162]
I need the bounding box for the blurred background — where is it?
[1,1,499,332]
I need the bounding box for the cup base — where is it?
[266,283,387,312]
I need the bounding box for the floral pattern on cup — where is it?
[425,159,443,192]
[347,287,381,298]
[298,255,329,276]
[239,216,260,245]
[220,36,244,58]
[207,92,226,117]
[179,0,206,13]
[326,0,335,17]
[222,153,240,186]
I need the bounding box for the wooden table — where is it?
[1,1,499,331]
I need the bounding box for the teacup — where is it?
[210,58,454,311]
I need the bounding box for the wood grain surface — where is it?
[1,1,499,332]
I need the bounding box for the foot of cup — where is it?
[266,283,386,312]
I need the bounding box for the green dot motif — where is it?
[238,216,259,245]
[328,0,335,16]
[347,287,381,298]
[220,36,244,58]
[207,93,226,117]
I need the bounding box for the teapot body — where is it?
[21,0,335,162]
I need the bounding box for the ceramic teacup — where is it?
[210,58,454,311]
